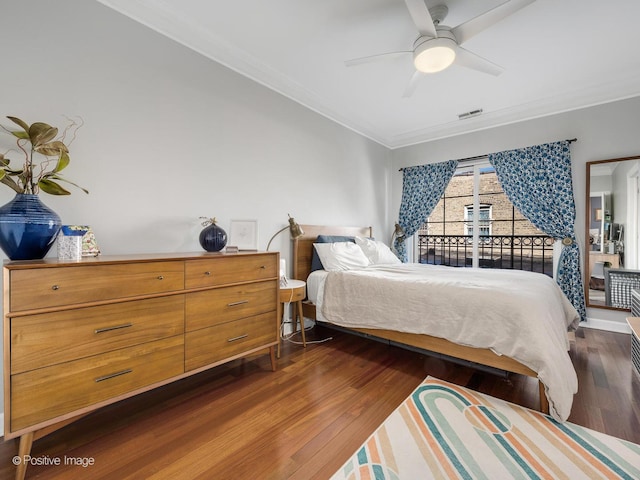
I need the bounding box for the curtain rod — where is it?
[399,138,577,171]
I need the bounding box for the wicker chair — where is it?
[604,268,640,309]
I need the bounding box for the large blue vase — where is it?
[199,222,227,252]
[0,194,62,260]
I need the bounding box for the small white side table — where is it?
[277,279,306,358]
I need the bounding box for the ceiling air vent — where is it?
[458,109,483,120]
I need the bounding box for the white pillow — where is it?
[355,236,401,265]
[313,242,370,271]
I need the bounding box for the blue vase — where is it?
[199,222,227,252]
[0,194,62,260]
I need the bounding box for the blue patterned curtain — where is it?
[395,160,458,261]
[488,141,586,321]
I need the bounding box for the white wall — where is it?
[391,96,640,332]
[0,1,392,415]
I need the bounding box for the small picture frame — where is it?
[229,220,258,251]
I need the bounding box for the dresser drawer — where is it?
[11,336,184,431]
[11,295,185,374]
[10,262,185,311]
[185,254,277,289]
[185,312,276,371]
[186,281,276,332]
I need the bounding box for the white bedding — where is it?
[310,263,580,422]
[306,269,328,305]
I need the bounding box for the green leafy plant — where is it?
[0,116,88,195]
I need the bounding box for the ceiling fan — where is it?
[345,0,536,97]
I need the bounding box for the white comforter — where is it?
[316,264,580,422]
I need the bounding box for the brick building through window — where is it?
[417,164,554,275]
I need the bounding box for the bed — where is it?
[292,225,580,422]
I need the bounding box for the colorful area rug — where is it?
[331,377,640,479]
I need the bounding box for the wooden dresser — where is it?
[3,251,279,480]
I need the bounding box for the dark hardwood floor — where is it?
[0,324,638,479]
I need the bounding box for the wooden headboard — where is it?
[292,224,373,281]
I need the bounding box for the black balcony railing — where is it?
[417,234,555,276]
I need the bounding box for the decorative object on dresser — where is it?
[0,193,62,260]
[3,251,279,480]
[198,216,227,252]
[229,219,259,251]
[56,225,88,260]
[80,225,100,256]
[0,116,88,260]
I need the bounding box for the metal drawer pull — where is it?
[227,334,248,342]
[260,265,266,269]
[157,275,164,280]
[227,300,249,307]
[52,285,60,291]
[205,271,211,276]
[95,323,133,334]
[95,369,133,383]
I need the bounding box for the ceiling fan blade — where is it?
[345,51,411,67]
[402,70,423,98]
[453,46,504,76]
[452,0,535,45]
[404,0,438,38]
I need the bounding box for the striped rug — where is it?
[331,377,640,479]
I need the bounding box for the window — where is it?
[465,204,492,237]
[417,163,554,275]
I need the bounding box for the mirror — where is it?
[585,156,640,310]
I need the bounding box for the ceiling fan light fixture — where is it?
[413,37,456,73]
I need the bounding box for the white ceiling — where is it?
[97,0,640,149]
